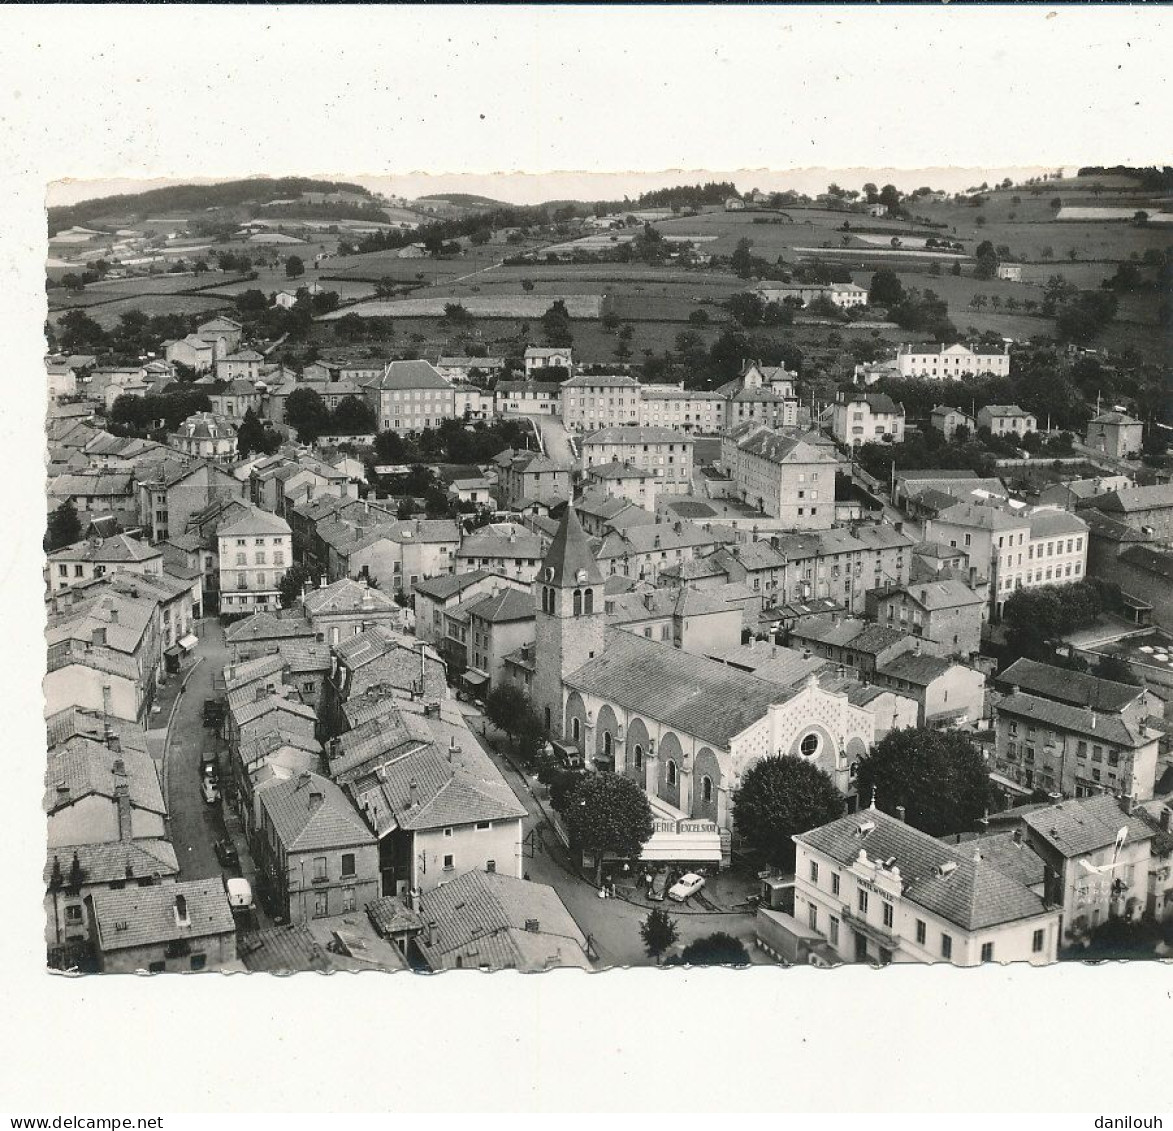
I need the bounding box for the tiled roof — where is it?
[888,580,984,611]
[565,628,796,748]
[597,522,722,559]
[876,652,954,686]
[45,708,147,756]
[996,692,1152,748]
[797,808,1051,932]
[1093,485,1173,514]
[414,870,590,972]
[932,501,1024,532]
[1022,794,1154,858]
[789,614,911,656]
[216,504,291,538]
[1118,544,1173,581]
[303,578,399,617]
[561,373,639,389]
[997,658,1144,714]
[966,832,1045,889]
[413,569,497,601]
[44,838,178,887]
[982,404,1031,418]
[1090,411,1140,425]
[92,878,236,952]
[365,360,452,391]
[465,588,534,624]
[47,534,160,565]
[229,693,317,730]
[257,771,375,853]
[1027,509,1088,538]
[587,461,648,480]
[225,611,316,644]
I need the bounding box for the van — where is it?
[225,877,254,911]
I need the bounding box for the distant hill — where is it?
[47,177,376,235]
[413,193,509,208]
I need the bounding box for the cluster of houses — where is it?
[43,310,1173,973]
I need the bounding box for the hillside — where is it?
[48,177,376,235]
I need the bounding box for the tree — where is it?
[541,299,574,347]
[730,237,756,278]
[235,408,271,457]
[640,908,679,964]
[688,308,709,326]
[330,395,376,436]
[974,240,999,280]
[285,255,305,279]
[878,184,902,212]
[284,387,331,443]
[443,302,472,325]
[867,268,904,308]
[563,772,654,884]
[485,684,543,756]
[678,932,750,967]
[728,291,765,328]
[278,563,313,609]
[733,756,844,870]
[855,730,993,838]
[520,278,535,292]
[46,499,81,551]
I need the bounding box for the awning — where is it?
[178,634,199,652]
[989,772,1032,796]
[164,644,183,658]
[640,828,723,864]
[462,669,489,687]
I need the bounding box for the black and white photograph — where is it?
[4,1,1173,1118]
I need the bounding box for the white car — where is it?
[668,872,705,902]
[201,778,220,805]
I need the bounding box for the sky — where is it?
[47,166,1065,210]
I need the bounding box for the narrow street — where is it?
[532,413,577,466]
[160,619,233,883]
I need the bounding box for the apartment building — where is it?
[216,505,292,616]
[721,424,841,528]
[1085,412,1144,459]
[362,360,456,433]
[580,426,695,496]
[638,386,725,433]
[560,373,643,433]
[495,381,562,415]
[977,404,1036,438]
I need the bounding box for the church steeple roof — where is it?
[539,505,604,588]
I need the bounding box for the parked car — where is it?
[202,698,225,728]
[668,872,706,902]
[214,839,241,872]
[199,752,219,782]
[647,870,670,901]
[201,777,220,805]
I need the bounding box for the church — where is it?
[528,506,875,861]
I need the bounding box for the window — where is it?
[666,760,677,786]
[941,933,953,960]
[701,776,713,804]
[313,857,327,882]
[633,744,643,769]
[313,892,328,918]
[486,860,496,873]
[915,919,926,945]
[443,827,453,838]
[148,961,166,973]
[190,953,207,971]
[476,820,491,831]
[831,873,840,897]
[882,902,894,929]
[810,860,819,884]
[443,854,454,870]
[340,853,356,878]
[572,717,581,744]
[858,889,869,914]
[603,731,613,759]
[980,942,994,963]
[800,733,819,759]
[1032,928,1045,954]
[829,916,839,946]
[64,904,83,923]
[342,887,357,913]
[808,903,818,931]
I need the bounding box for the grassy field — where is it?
[50,292,234,329]
[322,294,604,319]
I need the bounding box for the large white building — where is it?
[361,360,456,433]
[896,343,1011,381]
[560,373,643,433]
[793,806,1060,967]
[831,392,906,447]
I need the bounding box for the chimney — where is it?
[408,777,418,806]
[115,781,133,840]
[524,918,540,933]
[1161,808,1171,833]
[92,627,107,648]
[424,919,436,946]
[109,607,119,624]
[895,805,906,823]
[894,522,903,534]
[1012,827,1023,846]
[255,686,267,702]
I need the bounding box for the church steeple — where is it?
[538,505,604,588]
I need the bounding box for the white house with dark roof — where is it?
[873,651,987,727]
[360,360,456,433]
[46,534,163,593]
[560,372,642,432]
[977,404,1036,438]
[523,346,573,378]
[721,424,841,527]
[216,504,292,615]
[167,411,239,463]
[580,425,695,496]
[896,342,1011,381]
[793,805,1059,967]
[831,391,906,447]
[1085,411,1144,459]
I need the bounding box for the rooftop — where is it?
[997,658,1146,714]
[1022,794,1154,858]
[92,877,236,952]
[257,771,375,853]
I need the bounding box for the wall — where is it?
[43,666,141,723]
[411,819,523,893]
[286,842,380,924]
[98,931,237,974]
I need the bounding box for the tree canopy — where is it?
[733,755,844,870]
[284,387,331,443]
[562,772,654,883]
[639,908,679,963]
[855,729,993,838]
[676,932,750,967]
[46,499,82,552]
